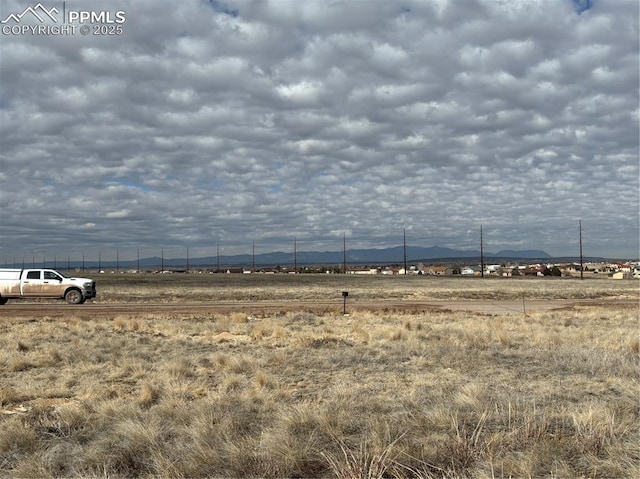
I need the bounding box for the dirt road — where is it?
[1,298,635,319]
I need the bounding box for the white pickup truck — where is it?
[0,268,97,305]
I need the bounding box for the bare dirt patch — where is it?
[1,298,636,319]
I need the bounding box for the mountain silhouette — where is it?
[70,245,552,269]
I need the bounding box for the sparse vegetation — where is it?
[0,275,638,478]
[93,273,640,302]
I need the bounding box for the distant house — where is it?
[258,268,277,274]
[350,268,379,275]
[381,267,400,275]
[485,265,501,275]
[521,267,544,276]
[423,265,448,275]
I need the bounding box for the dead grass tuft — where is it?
[138,382,162,408]
[220,374,244,393]
[0,386,24,406]
[9,358,33,372]
[213,353,229,368]
[167,358,195,379]
[47,348,63,365]
[323,435,403,479]
[231,312,248,323]
[255,370,276,390]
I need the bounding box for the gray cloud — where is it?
[0,0,638,261]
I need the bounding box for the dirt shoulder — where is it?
[1,298,636,319]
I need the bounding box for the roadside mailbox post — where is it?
[342,291,349,315]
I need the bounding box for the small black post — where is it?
[342,291,349,315]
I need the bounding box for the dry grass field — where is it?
[0,274,638,478]
[94,273,639,303]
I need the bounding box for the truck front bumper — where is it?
[83,282,97,299]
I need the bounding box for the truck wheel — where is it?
[0,296,7,305]
[65,289,85,304]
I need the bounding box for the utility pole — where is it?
[293,237,297,273]
[137,248,140,273]
[186,246,189,273]
[579,220,584,280]
[343,233,347,274]
[480,224,485,278]
[161,248,164,273]
[252,241,255,273]
[217,244,220,273]
[403,228,407,275]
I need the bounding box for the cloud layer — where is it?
[1,0,638,260]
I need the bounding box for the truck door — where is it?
[21,270,65,297]
[21,270,43,297]
[43,270,67,297]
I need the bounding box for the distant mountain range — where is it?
[65,245,554,269]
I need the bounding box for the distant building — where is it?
[422,265,448,275]
[350,268,379,275]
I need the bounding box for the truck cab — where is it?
[21,269,71,298]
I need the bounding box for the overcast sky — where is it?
[0,0,638,262]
